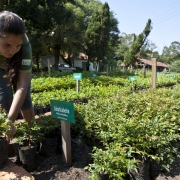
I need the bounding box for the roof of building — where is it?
[78,53,88,60]
[120,58,170,68]
[137,58,170,68]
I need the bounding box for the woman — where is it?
[0,11,34,142]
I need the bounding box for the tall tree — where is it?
[78,0,119,71]
[39,0,77,70]
[29,32,47,71]
[124,19,152,65]
[170,60,180,72]
[161,41,180,64]
[161,46,170,63]
[104,10,120,68]
[85,2,111,70]
[138,39,158,60]
[59,2,86,66]
[115,33,135,61]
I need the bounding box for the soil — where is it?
[9,140,180,180]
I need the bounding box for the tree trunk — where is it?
[86,58,90,71]
[61,54,73,67]
[68,55,72,66]
[96,60,100,72]
[53,45,60,70]
[35,54,40,72]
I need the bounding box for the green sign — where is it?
[92,73,97,77]
[170,75,175,79]
[73,73,82,80]
[129,76,136,82]
[50,100,75,123]
[166,74,175,79]
[40,78,44,83]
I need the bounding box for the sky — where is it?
[100,0,180,54]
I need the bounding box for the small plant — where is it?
[37,115,60,137]
[14,119,43,148]
[0,107,12,137]
[14,119,43,172]
[0,107,10,167]
[86,144,137,180]
[0,108,7,136]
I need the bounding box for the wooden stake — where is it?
[76,80,80,93]
[152,58,157,89]
[61,120,72,167]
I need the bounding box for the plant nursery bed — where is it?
[8,111,180,180]
[9,139,92,180]
[8,142,180,180]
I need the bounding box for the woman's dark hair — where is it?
[0,11,26,86]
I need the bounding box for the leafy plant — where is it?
[86,144,137,180]
[37,116,60,138]
[14,119,43,147]
[0,107,10,137]
[29,71,180,176]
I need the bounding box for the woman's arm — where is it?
[8,72,31,122]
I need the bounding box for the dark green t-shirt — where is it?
[0,34,32,73]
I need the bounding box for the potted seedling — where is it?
[0,107,11,168]
[14,119,43,172]
[38,116,60,157]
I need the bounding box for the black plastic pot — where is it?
[40,137,58,157]
[129,160,150,180]
[37,106,43,115]
[98,172,111,180]
[13,143,21,164]
[43,106,49,113]
[137,160,150,180]
[46,104,51,112]
[19,144,37,172]
[0,137,8,168]
[150,159,162,180]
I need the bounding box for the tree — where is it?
[85,2,110,70]
[84,2,119,71]
[170,41,180,60]
[5,0,86,70]
[161,46,170,63]
[104,11,120,69]
[59,2,86,66]
[161,41,180,64]
[124,19,152,65]
[38,0,78,70]
[29,32,47,71]
[115,33,135,61]
[4,0,119,71]
[139,39,159,60]
[170,60,180,72]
